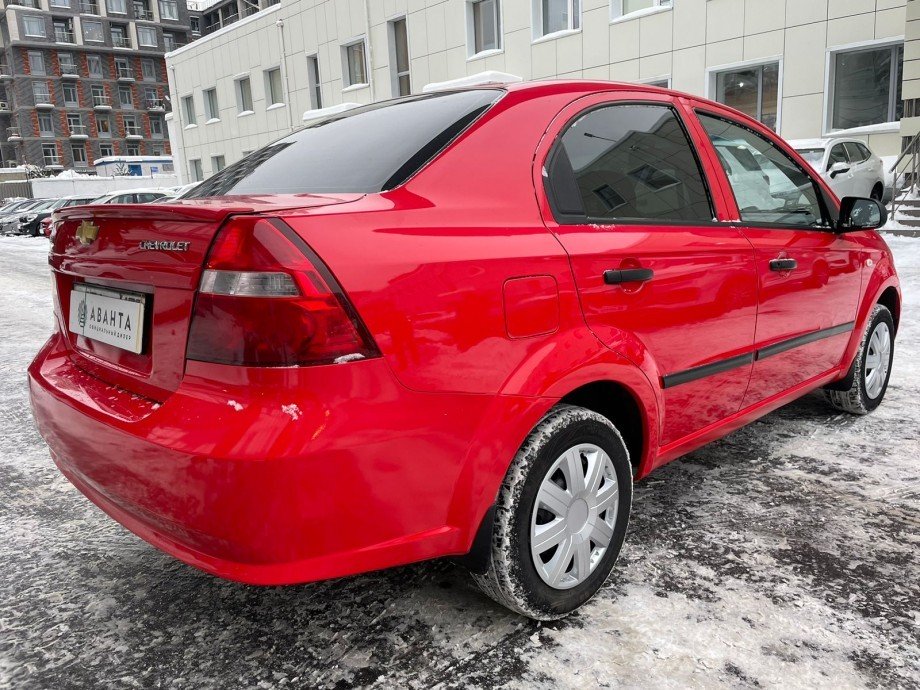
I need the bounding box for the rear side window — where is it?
[844,142,866,162]
[546,104,713,223]
[187,90,502,197]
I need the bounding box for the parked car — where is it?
[17,195,96,237]
[0,198,49,235]
[90,189,169,205]
[790,137,886,201]
[150,182,199,203]
[29,81,900,620]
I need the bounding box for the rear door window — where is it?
[546,103,713,223]
[187,90,502,197]
[843,142,866,163]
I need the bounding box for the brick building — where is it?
[0,0,194,170]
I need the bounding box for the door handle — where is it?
[769,258,797,272]
[604,268,654,284]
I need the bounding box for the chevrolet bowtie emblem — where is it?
[76,220,99,245]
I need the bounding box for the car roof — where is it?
[787,137,869,150]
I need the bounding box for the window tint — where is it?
[828,144,849,169]
[844,142,866,163]
[188,90,501,197]
[698,113,826,228]
[857,143,872,160]
[547,104,712,222]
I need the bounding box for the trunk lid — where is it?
[49,194,362,399]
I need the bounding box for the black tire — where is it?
[870,183,884,201]
[824,304,894,414]
[472,405,633,620]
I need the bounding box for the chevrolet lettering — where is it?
[138,240,191,252]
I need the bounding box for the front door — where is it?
[539,94,758,448]
[694,111,863,407]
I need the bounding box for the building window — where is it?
[38,111,55,135]
[87,54,104,78]
[67,113,83,134]
[126,142,140,155]
[202,88,219,120]
[163,32,177,51]
[118,85,133,108]
[91,84,108,107]
[50,0,71,7]
[32,81,52,104]
[137,26,158,46]
[115,58,132,79]
[182,95,196,124]
[100,142,114,157]
[235,76,253,113]
[42,144,59,166]
[611,0,671,19]
[159,0,178,20]
[342,40,367,88]
[534,0,579,38]
[124,114,140,136]
[144,86,157,107]
[151,144,164,155]
[23,16,46,38]
[141,59,156,80]
[82,20,104,42]
[389,18,410,96]
[190,16,200,34]
[469,0,501,55]
[190,158,203,181]
[107,0,126,12]
[211,155,225,172]
[712,62,780,131]
[63,83,79,106]
[28,51,45,76]
[96,113,111,136]
[150,115,164,137]
[264,67,284,105]
[59,52,77,76]
[72,143,87,165]
[830,43,903,131]
[306,55,322,109]
[111,24,130,48]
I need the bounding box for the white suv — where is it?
[790,137,885,201]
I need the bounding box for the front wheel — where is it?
[472,405,633,620]
[824,304,894,414]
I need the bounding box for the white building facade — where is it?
[165,0,910,184]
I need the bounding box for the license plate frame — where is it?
[68,283,147,355]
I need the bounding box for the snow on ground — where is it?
[0,236,918,688]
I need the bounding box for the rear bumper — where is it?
[28,332,509,584]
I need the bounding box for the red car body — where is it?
[29,81,900,586]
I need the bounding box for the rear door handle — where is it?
[769,258,797,272]
[603,268,654,284]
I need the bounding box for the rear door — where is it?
[538,91,758,448]
[693,109,863,407]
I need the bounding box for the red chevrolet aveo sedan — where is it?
[29,81,900,619]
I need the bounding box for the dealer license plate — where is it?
[68,283,146,354]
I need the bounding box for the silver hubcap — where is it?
[864,321,891,399]
[530,444,618,590]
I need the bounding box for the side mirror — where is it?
[828,161,850,178]
[837,196,887,232]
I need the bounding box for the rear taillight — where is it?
[186,217,379,367]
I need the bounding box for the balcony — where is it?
[92,94,112,110]
[135,8,153,20]
[80,0,99,12]
[69,124,88,138]
[34,95,55,109]
[60,65,79,79]
[54,30,76,44]
[145,98,164,111]
[116,66,135,81]
[113,36,132,49]
[125,126,143,139]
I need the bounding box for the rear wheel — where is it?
[472,405,632,620]
[870,183,884,201]
[824,304,894,414]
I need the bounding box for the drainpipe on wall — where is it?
[364,0,375,102]
[168,63,187,184]
[276,18,296,132]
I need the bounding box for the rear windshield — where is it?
[796,148,825,166]
[187,89,502,197]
